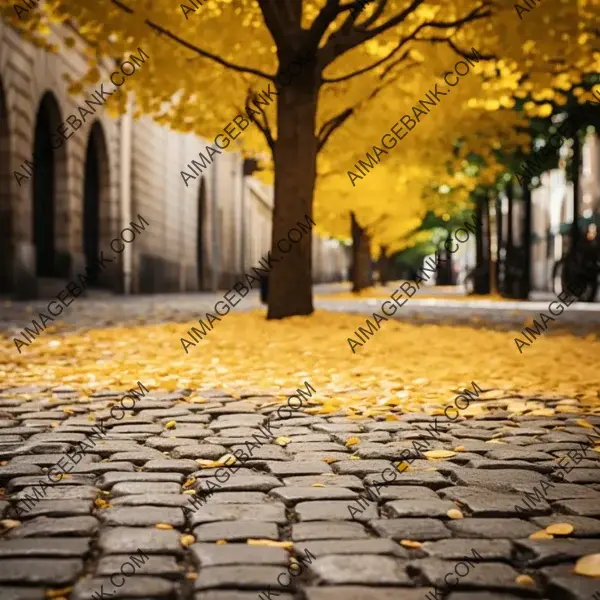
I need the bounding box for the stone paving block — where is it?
[298,539,407,558]
[271,486,356,503]
[191,543,288,566]
[369,518,451,541]
[196,593,294,600]
[286,442,348,454]
[295,500,378,522]
[0,587,45,600]
[364,471,449,489]
[0,558,83,584]
[193,521,279,542]
[70,462,136,474]
[170,444,229,460]
[332,460,393,476]
[385,498,458,518]
[97,472,184,487]
[447,594,542,600]
[72,576,176,600]
[0,537,91,557]
[111,481,182,496]
[293,452,351,462]
[439,486,550,517]
[98,506,185,527]
[204,492,268,504]
[292,521,369,541]
[98,526,183,554]
[304,589,435,600]
[13,485,98,501]
[282,474,364,490]
[542,563,600,600]
[96,554,182,577]
[413,558,532,593]
[512,482,600,501]
[200,475,281,493]
[374,486,441,501]
[514,538,600,566]
[531,515,600,537]
[310,555,410,585]
[9,475,94,492]
[16,500,93,519]
[467,458,555,474]
[266,461,332,476]
[111,493,191,507]
[146,436,208,450]
[445,518,538,539]
[356,445,422,461]
[6,516,98,538]
[108,450,164,463]
[189,503,286,525]
[450,468,545,492]
[194,565,291,590]
[0,465,43,479]
[421,538,513,561]
[240,447,292,462]
[555,468,600,485]
[552,498,600,517]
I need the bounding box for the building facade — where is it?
[0,21,347,300]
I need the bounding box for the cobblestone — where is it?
[1,382,600,599]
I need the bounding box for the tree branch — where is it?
[318,108,354,152]
[110,0,274,81]
[322,24,424,83]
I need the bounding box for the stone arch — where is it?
[82,120,113,288]
[197,176,207,290]
[0,77,12,292]
[31,91,68,278]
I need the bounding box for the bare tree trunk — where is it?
[351,212,372,292]
[378,245,389,286]
[474,193,490,294]
[267,63,319,320]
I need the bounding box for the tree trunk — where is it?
[267,61,319,320]
[521,180,532,299]
[495,190,503,293]
[436,244,453,285]
[571,129,581,254]
[351,211,372,292]
[378,245,389,286]
[474,193,490,294]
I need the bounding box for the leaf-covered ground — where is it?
[1,310,598,417]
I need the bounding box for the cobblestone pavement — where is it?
[1,385,600,599]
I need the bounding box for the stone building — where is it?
[0,21,347,300]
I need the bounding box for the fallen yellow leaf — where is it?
[423,449,456,459]
[515,574,536,587]
[180,534,196,547]
[155,523,173,530]
[574,554,600,577]
[275,437,291,446]
[312,483,325,487]
[545,523,574,536]
[46,587,73,599]
[247,539,293,549]
[400,539,422,549]
[447,509,464,519]
[345,437,360,446]
[529,530,554,540]
[183,477,196,489]
[165,420,177,430]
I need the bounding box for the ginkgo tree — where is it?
[1,0,596,318]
